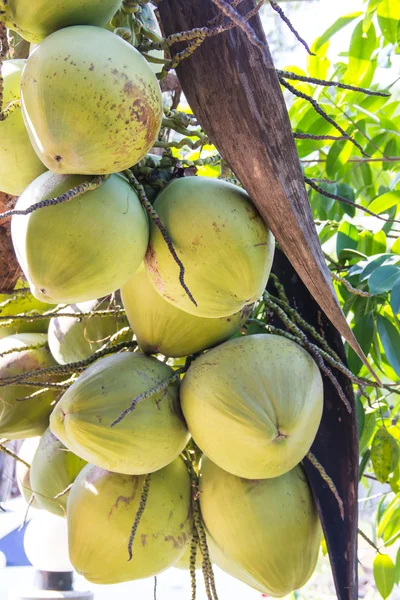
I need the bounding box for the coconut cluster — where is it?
[1,3,323,597]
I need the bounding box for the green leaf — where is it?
[360,411,377,454]
[392,238,400,255]
[395,548,400,584]
[326,141,354,179]
[369,265,400,294]
[358,230,387,257]
[377,0,400,44]
[314,12,363,53]
[377,315,400,377]
[391,280,400,315]
[347,313,375,375]
[374,554,396,599]
[356,396,365,438]
[368,191,400,214]
[378,494,400,546]
[337,222,359,259]
[346,21,377,86]
[371,426,399,483]
[360,254,400,281]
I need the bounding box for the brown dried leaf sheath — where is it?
[0,192,21,292]
[157,0,375,378]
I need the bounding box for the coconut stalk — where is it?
[157,0,376,380]
[267,248,358,600]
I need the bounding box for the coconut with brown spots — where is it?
[144,177,275,318]
[181,334,323,479]
[0,0,121,43]
[200,456,321,598]
[121,263,251,358]
[0,333,59,439]
[67,457,192,584]
[21,26,163,174]
[11,172,149,304]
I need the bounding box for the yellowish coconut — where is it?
[50,353,190,474]
[16,436,41,507]
[200,457,322,598]
[11,172,149,304]
[29,428,87,517]
[48,298,130,365]
[0,0,121,43]
[0,333,59,439]
[67,457,192,584]
[21,26,162,174]
[181,334,323,479]
[0,60,46,195]
[121,265,250,357]
[145,177,275,318]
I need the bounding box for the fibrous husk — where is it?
[11,172,149,304]
[67,457,193,584]
[30,427,87,517]
[50,352,190,474]
[121,264,251,358]
[21,26,162,174]
[0,333,60,439]
[181,334,323,479]
[200,456,322,598]
[145,177,275,318]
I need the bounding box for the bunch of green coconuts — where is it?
[0,2,324,596]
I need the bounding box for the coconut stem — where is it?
[124,170,197,307]
[0,341,48,358]
[277,69,389,97]
[110,369,182,427]
[268,1,313,54]
[0,308,126,325]
[0,442,30,468]
[306,452,344,520]
[0,176,108,220]
[190,531,199,600]
[127,473,152,561]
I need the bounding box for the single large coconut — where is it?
[0,333,59,438]
[16,436,41,507]
[121,265,250,358]
[50,353,190,475]
[48,298,130,365]
[0,286,53,340]
[30,428,86,517]
[200,457,322,597]
[181,334,323,479]
[0,60,46,195]
[144,177,275,318]
[67,457,192,584]
[21,26,162,174]
[11,172,149,304]
[0,0,121,43]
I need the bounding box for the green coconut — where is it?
[144,177,275,318]
[181,334,323,479]
[30,428,87,517]
[121,264,251,358]
[67,457,192,584]
[1,0,121,44]
[11,171,149,304]
[21,26,163,174]
[48,298,130,365]
[0,59,46,195]
[200,457,322,598]
[0,286,54,340]
[16,436,41,507]
[0,333,59,438]
[50,353,190,474]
